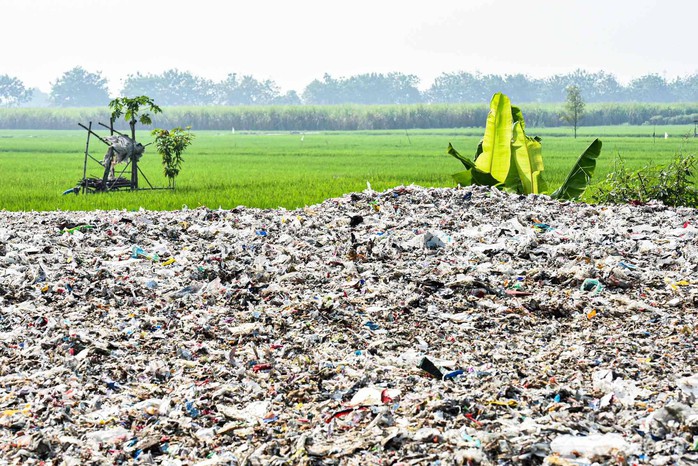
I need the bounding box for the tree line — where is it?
[3,102,698,131]
[3,67,698,108]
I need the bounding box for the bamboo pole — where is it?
[130,118,138,190]
[101,147,113,191]
[98,121,127,137]
[81,122,92,194]
[78,122,109,145]
[137,165,155,189]
[107,161,131,191]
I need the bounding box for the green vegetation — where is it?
[592,152,698,207]
[549,140,601,200]
[562,85,585,139]
[447,92,601,201]
[4,103,698,131]
[109,96,162,132]
[447,93,545,193]
[152,127,195,188]
[0,127,696,212]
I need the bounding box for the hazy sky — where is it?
[3,0,696,95]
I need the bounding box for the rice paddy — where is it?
[1,126,696,211]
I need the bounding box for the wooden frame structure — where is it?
[76,120,171,194]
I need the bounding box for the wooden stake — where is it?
[81,122,92,194]
[130,118,138,190]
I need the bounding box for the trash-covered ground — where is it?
[1,185,697,465]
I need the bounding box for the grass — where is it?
[1,126,697,211]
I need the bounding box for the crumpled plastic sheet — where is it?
[0,185,697,465]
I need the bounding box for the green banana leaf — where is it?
[511,121,545,194]
[447,143,500,187]
[551,138,603,200]
[474,140,483,162]
[511,105,525,131]
[475,93,513,183]
[452,170,473,186]
[447,143,476,169]
[502,152,524,193]
[527,136,547,193]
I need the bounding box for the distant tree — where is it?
[122,69,215,106]
[427,71,488,103]
[382,72,422,104]
[272,90,302,105]
[216,73,281,105]
[50,67,110,107]
[120,73,161,101]
[672,74,698,102]
[627,74,673,102]
[562,85,585,138]
[22,88,50,107]
[479,74,506,99]
[302,74,346,105]
[342,72,421,104]
[302,72,421,105]
[0,75,32,107]
[590,71,625,102]
[501,73,543,102]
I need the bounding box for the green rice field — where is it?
[1,125,697,211]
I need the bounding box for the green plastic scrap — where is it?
[60,225,95,235]
[580,278,604,295]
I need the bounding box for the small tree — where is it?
[151,127,194,189]
[562,85,585,139]
[109,95,162,140]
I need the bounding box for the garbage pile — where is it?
[1,185,697,465]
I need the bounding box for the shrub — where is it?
[592,151,698,207]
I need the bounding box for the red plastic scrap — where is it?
[252,363,272,372]
[465,412,482,427]
[324,407,368,424]
[380,389,393,404]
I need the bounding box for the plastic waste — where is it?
[424,231,445,249]
[85,427,131,445]
[549,433,633,459]
[349,215,364,227]
[677,374,698,399]
[131,245,159,261]
[580,278,603,294]
[0,185,696,464]
[60,224,94,234]
[348,387,400,406]
[592,369,651,405]
[418,357,444,379]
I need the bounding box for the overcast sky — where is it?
[3,0,696,95]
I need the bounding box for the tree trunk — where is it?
[130,119,138,190]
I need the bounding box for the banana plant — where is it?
[447,92,601,201]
